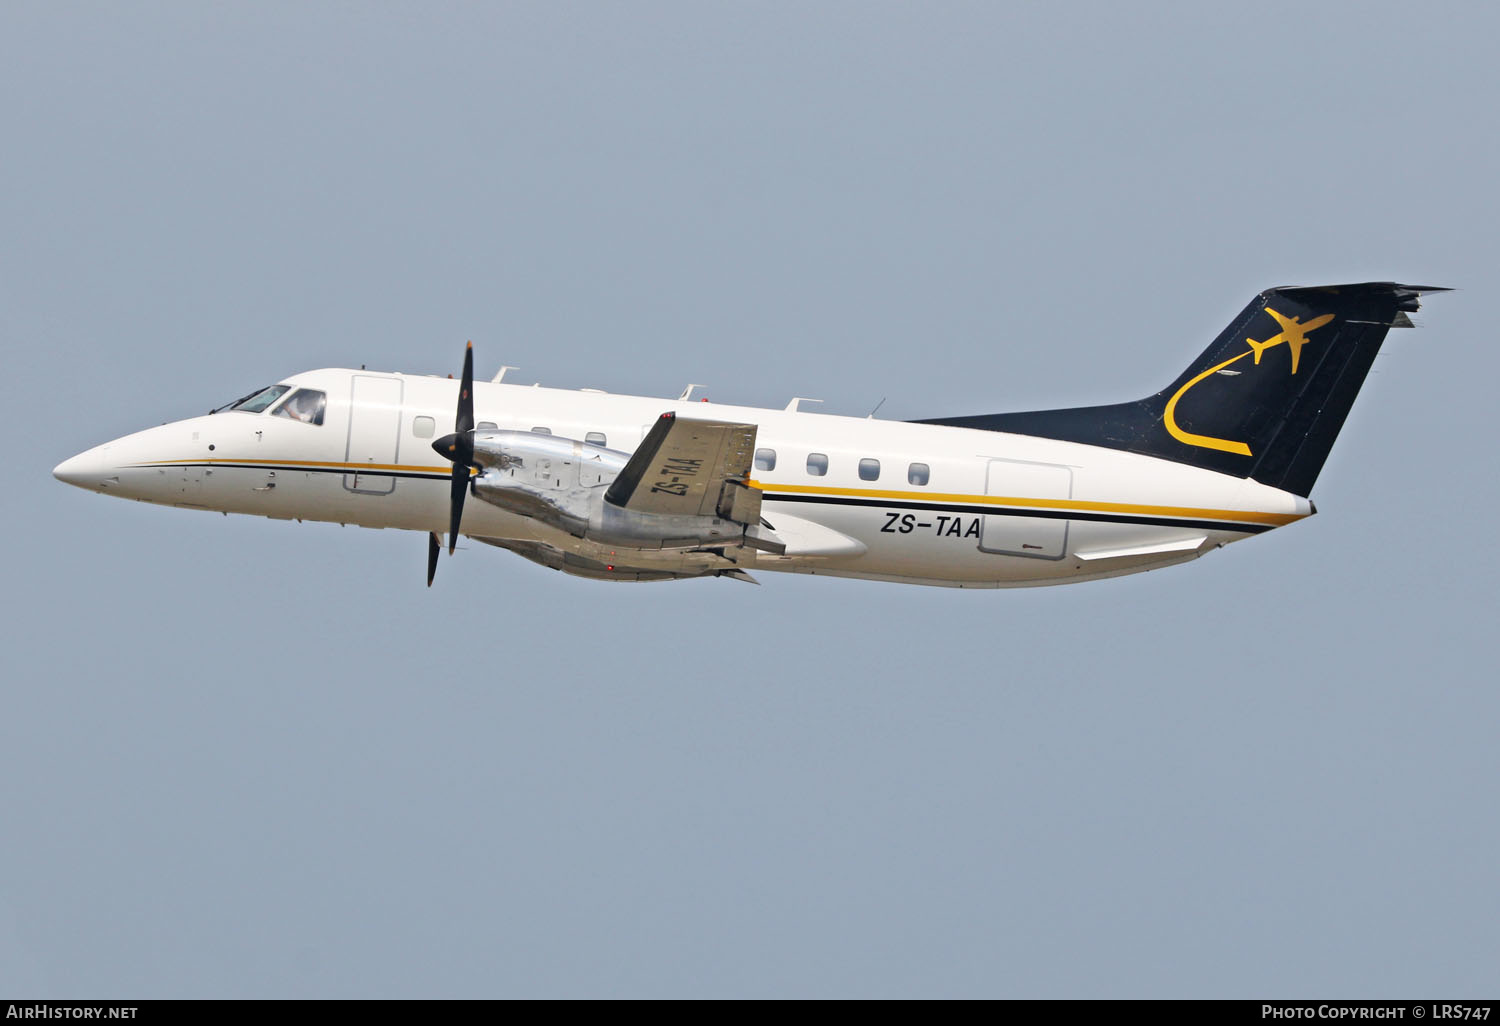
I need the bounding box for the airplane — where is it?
[53,281,1445,589]
[1245,308,1336,374]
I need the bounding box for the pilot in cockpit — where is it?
[275,389,326,425]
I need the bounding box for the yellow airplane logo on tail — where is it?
[1163,306,1336,457]
[1246,309,1335,375]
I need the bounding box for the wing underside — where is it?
[604,413,762,523]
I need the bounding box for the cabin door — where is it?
[344,375,403,495]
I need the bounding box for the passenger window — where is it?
[272,388,326,425]
[412,416,435,439]
[755,448,777,471]
[859,458,880,481]
[806,453,828,477]
[531,426,552,435]
[585,431,607,447]
[908,462,930,486]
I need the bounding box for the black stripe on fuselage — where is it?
[760,491,1275,535]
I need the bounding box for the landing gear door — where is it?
[344,375,403,495]
[980,460,1071,559]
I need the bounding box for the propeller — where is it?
[428,341,477,586]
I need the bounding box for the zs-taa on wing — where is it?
[605,412,763,526]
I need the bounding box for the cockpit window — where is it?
[225,384,290,414]
[272,388,327,425]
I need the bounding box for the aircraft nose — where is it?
[53,453,87,485]
[53,446,116,490]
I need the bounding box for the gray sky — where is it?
[4,1,1496,998]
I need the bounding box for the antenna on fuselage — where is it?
[678,384,706,401]
[867,397,887,419]
[786,397,823,412]
[493,365,520,383]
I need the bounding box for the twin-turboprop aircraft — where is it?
[54,282,1444,588]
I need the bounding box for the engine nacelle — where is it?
[468,430,749,550]
[469,430,622,536]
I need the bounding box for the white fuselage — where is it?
[53,367,1312,587]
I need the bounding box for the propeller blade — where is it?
[456,341,474,435]
[448,463,468,556]
[432,430,475,556]
[431,341,479,571]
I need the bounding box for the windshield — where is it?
[220,384,291,414]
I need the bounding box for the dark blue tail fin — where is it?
[917,282,1448,496]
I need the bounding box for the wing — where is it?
[604,412,762,523]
